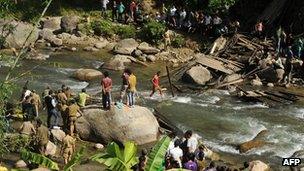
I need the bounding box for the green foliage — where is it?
[91,19,115,37]
[3,134,33,153]
[21,149,60,170]
[172,35,186,48]
[91,141,138,171]
[140,20,166,44]
[209,0,238,10]
[63,146,86,171]
[115,25,137,39]
[145,136,171,171]
[0,0,15,18]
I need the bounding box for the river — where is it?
[1,48,304,170]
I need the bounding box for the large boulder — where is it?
[74,69,103,81]
[61,16,79,33]
[183,65,213,85]
[103,55,132,71]
[42,17,61,31]
[0,20,39,49]
[15,160,27,168]
[50,129,66,142]
[76,105,160,145]
[113,38,139,55]
[137,42,160,55]
[249,160,270,171]
[45,141,57,156]
[39,29,62,47]
[94,40,108,49]
[39,28,54,41]
[238,130,269,153]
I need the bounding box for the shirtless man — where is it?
[150,71,163,97]
[164,29,171,50]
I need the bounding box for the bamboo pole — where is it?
[166,66,175,97]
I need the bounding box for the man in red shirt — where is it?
[101,71,112,110]
[150,71,163,97]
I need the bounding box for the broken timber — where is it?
[195,54,242,74]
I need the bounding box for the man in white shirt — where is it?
[169,139,183,168]
[185,130,198,153]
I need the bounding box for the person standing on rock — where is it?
[35,119,49,155]
[31,90,41,118]
[77,88,90,107]
[44,90,59,128]
[19,118,36,136]
[120,69,130,104]
[283,46,294,85]
[164,28,172,50]
[117,2,125,22]
[150,71,163,97]
[67,99,83,136]
[101,0,109,17]
[22,96,36,121]
[61,131,76,164]
[64,87,73,100]
[102,71,113,110]
[127,69,137,107]
[112,0,118,21]
[129,1,137,21]
[271,54,285,83]
[57,89,68,105]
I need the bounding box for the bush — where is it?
[91,19,115,37]
[140,20,166,44]
[115,25,136,39]
[172,35,186,48]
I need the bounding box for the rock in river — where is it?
[137,42,160,55]
[103,55,132,71]
[113,38,139,55]
[238,130,269,153]
[74,68,103,81]
[182,65,212,85]
[76,105,160,145]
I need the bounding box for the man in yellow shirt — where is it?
[127,70,137,107]
[77,89,90,107]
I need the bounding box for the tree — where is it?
[91,141,138,171]
[0,0,53,157]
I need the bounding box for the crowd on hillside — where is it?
[101,0,240,38]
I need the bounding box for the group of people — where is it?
[136,130,251,171]
[102,0,145,24]
[101,0,238,38]
[155,5,238,38]
[249,26,304,86]
[101,69,163,110]
[17,84,91,164]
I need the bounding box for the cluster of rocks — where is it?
[104,38,161,70]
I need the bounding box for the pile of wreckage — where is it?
[168,34,304,107]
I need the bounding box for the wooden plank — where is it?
[195,56,241,74]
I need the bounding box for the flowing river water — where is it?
[1,48,304,170]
